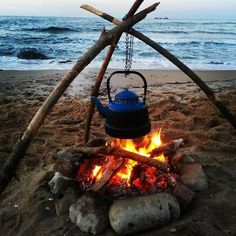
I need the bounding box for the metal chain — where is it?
[125,32,134,74]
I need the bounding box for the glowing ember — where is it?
[92,165,102,181]
[92,165,101,177]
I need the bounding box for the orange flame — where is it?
[91,129,167,188]
[109,129,166,185]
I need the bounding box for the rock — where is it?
[170,228,177,233]
[53,139,106,178]
[171,152,194,168]
[40,26,72,34]
[180,155,195,165]
[48,172,79,195]
[178,163,208,191]
[55,189,78,216]
[109,193,180,235]
[172,182,195,210]
[17,48,49,60]
[59,60,72,64]
[53,148,85,178]
[69,192,110,235]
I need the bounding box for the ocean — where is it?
[0,16,236,70]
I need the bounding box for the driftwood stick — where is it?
[0,4,159,194]
[81,4,236,129]
[123,0,144,20]
[84,38,120,144]
[70,146,170,172]
[84,0,145,144]
[111,148,170,172]
[90,157,125,192]
[150,138,184,157]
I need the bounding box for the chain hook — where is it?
[125,32,134,77]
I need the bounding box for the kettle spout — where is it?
[91,96,108,118]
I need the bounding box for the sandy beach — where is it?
[0,69,236,235]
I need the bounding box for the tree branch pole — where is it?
[0,3,159,194]
[64,146,170,173]
[84,0,147,144]
[81,4,236,129]
[84,40,119,144]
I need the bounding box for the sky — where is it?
[0,0,235,19]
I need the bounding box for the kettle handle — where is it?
[107,71,147,103]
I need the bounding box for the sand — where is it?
[0,69,236,235]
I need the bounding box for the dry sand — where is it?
[0,69,236,235]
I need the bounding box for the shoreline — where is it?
[1,69,236,82]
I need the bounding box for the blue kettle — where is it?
[92,71,151,139]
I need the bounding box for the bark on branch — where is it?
[150,139,184,157]
[71,146,170,173]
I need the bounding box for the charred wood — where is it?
[150,138,184,157]
[68,146,170,173]
[90,156,125,192]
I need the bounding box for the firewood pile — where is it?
[48,135,208,235]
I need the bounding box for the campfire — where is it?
[49,130,208,235]
[76,130,180,198]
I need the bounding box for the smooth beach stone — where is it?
[109,193,180,235]
[69,192,110,235]
[179,163,208,191]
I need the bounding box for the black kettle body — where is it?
[92,71,151,139]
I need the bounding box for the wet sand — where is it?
[0,69,236,235]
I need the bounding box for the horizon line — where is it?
[0,14,236,21]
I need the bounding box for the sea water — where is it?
[0,16,236,70]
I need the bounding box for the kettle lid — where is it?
[115,89,139,104]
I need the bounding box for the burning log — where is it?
[90,156,125,192]
[150,138,184,157]
[70,146,170,173]
[111,148,170,172]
